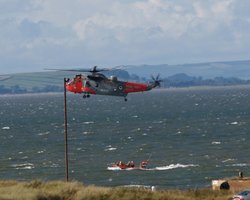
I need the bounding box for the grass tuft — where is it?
[0,180,234,200]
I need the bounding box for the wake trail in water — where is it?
[107,163,199,171]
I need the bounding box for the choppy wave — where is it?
[105,147,117,151]
[82,131,93,135]
[38,131,49,136]
[11,163,34,170]
[153,164,199,170]
[122,185,154,190]
[222,158,236,163]
[211,141,221,145]
[2,126,10,130]
[83,121,94,125]
[107,166,135,171]
[228,163,248,167]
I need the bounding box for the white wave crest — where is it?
[83,121,94,125]
[212,141,221,145]
[154,164,198,170]
[105,147,117,151]
[11,163,34,170]
[2,126,10,130]
[231,163,248,167]
[38,131,49,136]
[107,166,134,171]
[222,158,236,163]
[123,185,153,190]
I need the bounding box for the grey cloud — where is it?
[0,0,39,14]
[1,0,250,73]
[19,19,42,38]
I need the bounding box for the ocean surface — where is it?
[1,86,250,189]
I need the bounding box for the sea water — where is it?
[0,86,250,189]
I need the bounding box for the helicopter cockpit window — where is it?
[75,75,82,82]
[68,79,74,85]
[110,76,118,82]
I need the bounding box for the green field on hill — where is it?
[1,71,76,90]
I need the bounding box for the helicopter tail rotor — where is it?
[150,74,162,87]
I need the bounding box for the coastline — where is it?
[0,180,233,200]
[154,84,250,92]
[1,84,250,97]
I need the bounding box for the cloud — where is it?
[0,0,250,73]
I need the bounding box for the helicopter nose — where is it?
[65,84,73,92]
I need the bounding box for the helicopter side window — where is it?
[83,80,86,87]
[68,80,74,85]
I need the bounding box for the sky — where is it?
[0,0,250,74]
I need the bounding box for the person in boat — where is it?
[126,161,135,168]
[118,161,127,169]
[140,160,148,169]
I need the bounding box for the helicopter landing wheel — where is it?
[124,98,127,102]
[83,94,86,98]
[87,94,90,98]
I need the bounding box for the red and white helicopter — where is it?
[48,66,161,101]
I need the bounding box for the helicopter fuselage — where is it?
[65,74,157,100]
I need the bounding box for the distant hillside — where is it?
[1,59,250,94]
[0,76,11,81]
[163,73,249,88]
[125,60,250,79]
[0,71,75,90]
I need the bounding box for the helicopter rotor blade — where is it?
[44,66,116,73]
[44,68,87,72]
[156,74,160,80]
[150,75,156,81]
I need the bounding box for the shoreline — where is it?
[1,84,250,97]
[155,84,250,92]
[0,180,233,200]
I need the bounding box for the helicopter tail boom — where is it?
[124,82,148,93]
[124,75,162,94]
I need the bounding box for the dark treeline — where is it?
[162,73,250,87]
[0,85,27,94]
[0,85,63,94]
[109,70,250,87]
[1,73,250,94]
